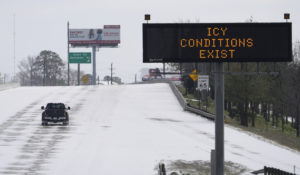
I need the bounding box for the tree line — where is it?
[18,50,83,86]
[170,41,300,137]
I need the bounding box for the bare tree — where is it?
[17,56,36,86]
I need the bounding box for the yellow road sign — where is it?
[82,75,89,83]
[189,69,199,81]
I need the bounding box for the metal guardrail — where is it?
[166,80,215,120]
[185,105,215,120]
[167,80,187,110]
[252,166,296,175]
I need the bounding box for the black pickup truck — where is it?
[41,103,70,125]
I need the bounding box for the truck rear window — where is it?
[46,103,65,109]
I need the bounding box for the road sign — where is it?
[143,23,292,63]
[69,52,91,64]
[198,75,209,91]
[189,69,199,81]
[82,75,89,83]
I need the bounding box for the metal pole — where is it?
[198,90,201,109]
[13,14,16,79]
[77,63,80,86]
[214,62,224,175]
[67,21,70,86]
[163,62,165,78]
[211,149,216,175]
[43,56,45,86]
[92,46,96,85]
[111,63,113,85]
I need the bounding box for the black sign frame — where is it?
[143,23,292,63]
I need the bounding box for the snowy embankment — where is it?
[0,83,19,91]
[0,84,299,175]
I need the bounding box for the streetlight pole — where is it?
[67,21,70,86]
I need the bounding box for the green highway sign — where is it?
[69,52,91,64]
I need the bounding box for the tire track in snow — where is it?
[0,86,94,174]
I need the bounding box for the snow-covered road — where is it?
[0,84,299,174]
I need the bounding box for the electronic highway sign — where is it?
[143,23,292,63]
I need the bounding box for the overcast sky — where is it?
[1,0,299,83]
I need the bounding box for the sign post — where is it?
[78,64,80,85]
[143,22,292,175]
[214,63,224,175]
[92,46,96,85]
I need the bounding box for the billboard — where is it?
[143,23,292,63]
[69,25,120,46]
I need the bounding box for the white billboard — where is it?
[69,25,120,45]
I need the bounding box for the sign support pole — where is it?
[77,63,80,86]
[214,62,224,175]
[92,46,96,85]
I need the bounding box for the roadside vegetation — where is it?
[171,41,300,151]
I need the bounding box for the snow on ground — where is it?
[0,83,19,92]
[0,83,299,175]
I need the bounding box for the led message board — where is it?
[143,23,292,63]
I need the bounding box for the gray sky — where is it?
[1,0,299,83]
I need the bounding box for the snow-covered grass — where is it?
[0,84,299,175]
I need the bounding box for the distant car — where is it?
[41,103,70,126]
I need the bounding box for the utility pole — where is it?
[111,63,113,85]
[13,14,16,80]
[67,21,70,86]
[43,56,45,86]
